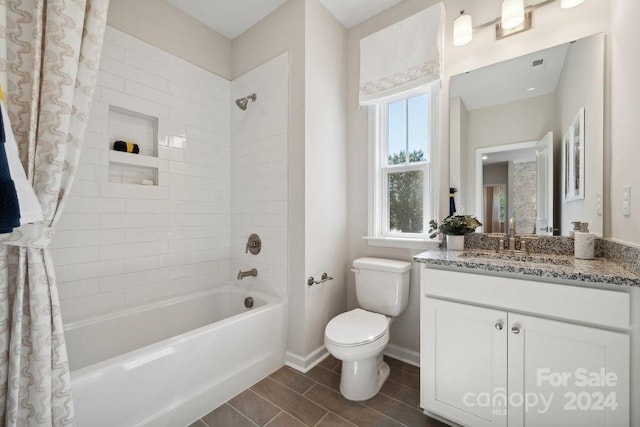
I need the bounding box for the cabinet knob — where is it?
[495,322,504,331]
[511,326,521,334]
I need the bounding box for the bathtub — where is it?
[65,286,286,427]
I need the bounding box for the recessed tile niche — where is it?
[108,106,159,185]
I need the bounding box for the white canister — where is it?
[446,234,465,251]
[574,232,595,260]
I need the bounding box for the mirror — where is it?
[449,33,605,236]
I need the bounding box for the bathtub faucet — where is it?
[237,268,258,280]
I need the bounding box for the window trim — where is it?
[367,84,440,246]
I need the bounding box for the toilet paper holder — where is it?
[307,272,334,286]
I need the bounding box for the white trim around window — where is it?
[365,83,440,249]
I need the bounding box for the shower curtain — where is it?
[0,1,109,425]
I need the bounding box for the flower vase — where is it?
[446,234,465,251]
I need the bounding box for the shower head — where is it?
[235,93,257,111]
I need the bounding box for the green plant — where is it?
[428,215,482,238]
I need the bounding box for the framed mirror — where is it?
[449,33,605,236]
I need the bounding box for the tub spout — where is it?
[237,268,258,280]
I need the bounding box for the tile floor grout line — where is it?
[258,375,320,404]
[312,412,330,427]
[316,409,358,427]
[226,389,281,425]
[262,410,283,427]
[306,382,407,427]
[272,407,318,427]
[377,388,424,413]
[269,367,319,394]
[229,403,261,427]
[251,378,329,425]
[190,358,439,427]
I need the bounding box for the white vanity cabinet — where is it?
[420,268,631,427]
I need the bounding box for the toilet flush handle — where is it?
[351,268,360,274]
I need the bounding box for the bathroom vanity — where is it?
[415,249,640,427]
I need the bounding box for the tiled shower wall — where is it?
[231,54,289,297]
[51,27,232,320]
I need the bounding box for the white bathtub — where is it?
[65,286,286,427]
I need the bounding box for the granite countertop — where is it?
[414,249,640,287]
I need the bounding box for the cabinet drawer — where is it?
[422,268,630,330]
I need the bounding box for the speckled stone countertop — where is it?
[414,249,640,287]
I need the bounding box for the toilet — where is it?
[324,257,411,401]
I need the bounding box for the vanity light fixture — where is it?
[501,0,525,29]
[482,155,489,160]
[453,0,587,47]
[561,0,584,8]
[453,10,473,46]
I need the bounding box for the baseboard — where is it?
[285,345,329,373]
[384,343,420,367]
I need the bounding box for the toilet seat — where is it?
[325,308,388,347]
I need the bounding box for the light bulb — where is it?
[561,0,585,8]
[501,0,525,30]
[453,13,473,46]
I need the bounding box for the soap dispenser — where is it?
[574,222,595,260]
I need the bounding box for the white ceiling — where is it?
[318,0,404,28]
[450,43,570,111]
[167,0,288,39]
[167,0,403,39]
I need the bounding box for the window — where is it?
[369,86,438,242]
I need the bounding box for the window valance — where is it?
[359,2,445,105]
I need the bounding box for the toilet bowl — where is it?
[324,258,411,401]
[325,308,391,400]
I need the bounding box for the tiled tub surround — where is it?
[231,53,289,297]
[51,26,233,319]
[51,27,289,317]
[68,287,286,427]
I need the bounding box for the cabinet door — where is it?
[422,298,508,427]
[507,313,629,427]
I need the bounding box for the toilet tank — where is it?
[353,257,411,317]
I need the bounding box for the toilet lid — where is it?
[325,308,388,346]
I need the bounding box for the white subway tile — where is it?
[99,267,170,291]
[125,80,185,111]
[58,279,100,300]
[51,246,100,266]
[100,213,169,229]
[100,182,169,200]
[97,70,125,92]
[56,259,125,282]
[125,278,188,306]
[55,213,101,231]
[99,241,163,261]
[124,254,164,273]
[53,229,126,248]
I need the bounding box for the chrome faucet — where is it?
[237,268,258,280]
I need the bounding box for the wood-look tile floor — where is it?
[188,356,447,427]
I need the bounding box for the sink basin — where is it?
[458,251,574,266]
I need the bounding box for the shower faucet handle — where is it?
[245,233,262,255]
